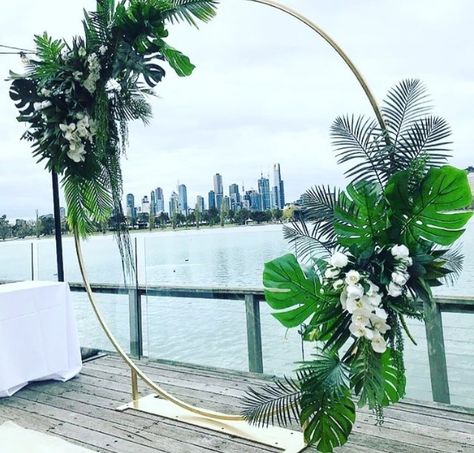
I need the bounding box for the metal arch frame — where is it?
[73,0,387,450]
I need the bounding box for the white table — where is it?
[0,281,82,397]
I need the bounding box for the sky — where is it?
[0,0,473,219]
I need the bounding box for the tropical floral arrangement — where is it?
[243,80,473,452]
[9,0,217,268]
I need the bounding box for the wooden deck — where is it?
[0,354,473,452]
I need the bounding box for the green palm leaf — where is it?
[334,181,387,251]
[283,221,334,261]
[386,165,473,246]
[163,0,218,27]
[241,377,301,428]
[331,115,386,185]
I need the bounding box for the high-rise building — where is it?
[150,190,156,216]
[208,190,216,210]
[257,174,271,210]
[155,187,165,213]
[178,184,188,215]
[196,195,205,213]
[272,163,285,209]
[126,193,135,219]
[214,173,223,211]
[169,191,179,216]
[229,183,241,211]
[141,196,150,214]
[245,190,262,211]
[222,195,230,212]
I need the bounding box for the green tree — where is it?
[0,215,12,240]
[39,215,54,236]
[234,208,250,225]
[250,211,270,224]
[272,209,283,222]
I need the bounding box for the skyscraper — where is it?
[169,191,179,216]
[208,190,216,210]
[126,193,135,219]
[178,184,188,215]
[150,190,156,216]
[155,187,165,213]
[245,190,262,211]
[214,173,223,211]
[272,163,285,209]
[229,183,241,211]
[196,195,205,213]
[257,174,271,210]
[141,196,150,214]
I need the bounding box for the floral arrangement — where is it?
[10,0,217,267]
[243,80,473,452]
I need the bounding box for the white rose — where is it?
[371,332,387,354]
[324,267,340,279]
[345,270,361,285]
[333,279,344,291]
[329,252,348,268]
[391,244,410,261]
[387,282,403,297]
[346,283,364,300]
[391,271,409,286]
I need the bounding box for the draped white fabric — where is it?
[0,281,82,397]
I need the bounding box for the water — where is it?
[0,223,473,407]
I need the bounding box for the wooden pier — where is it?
[0,354,473,452]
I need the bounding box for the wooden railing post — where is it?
[424,301,450,404]
[129,289,143,359]
[245,294,263,373]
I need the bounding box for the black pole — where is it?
[51,171,65,282]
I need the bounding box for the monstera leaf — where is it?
[386,166,473,246]
[333,181,387,250]
[9,77,38,117]
[263,254,324,328]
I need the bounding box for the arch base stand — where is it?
[117,394,306,453]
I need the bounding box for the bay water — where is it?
[0,223,473,407]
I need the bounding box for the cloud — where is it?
[0,0,473,219]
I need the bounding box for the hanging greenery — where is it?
[242,80,473,452]
[9,0,217,272]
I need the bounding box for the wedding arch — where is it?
[9,1,471,452]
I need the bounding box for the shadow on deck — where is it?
[0,354,473,452]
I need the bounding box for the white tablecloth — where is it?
[0,281,82,397]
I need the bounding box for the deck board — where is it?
[1,354,473,452]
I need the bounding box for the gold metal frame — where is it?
[74,1,387,451]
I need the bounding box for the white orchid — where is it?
[374,307,388,321]
[346,295,371,314]
[99,45,107,55]
[370,313,391,334]
[340,289,348,309]
[387,281,403,297]
[367,292,382,307]
[366,281,379,297]
[345,270,361,285]
[346,283,364,300]
[67,142,86,162]
[350,323,374,340]
[40,88,52,97]
[352,308,371,326]
[329,252,348,268]
[371,332,387,354]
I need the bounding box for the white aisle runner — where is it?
[0,421,94,452]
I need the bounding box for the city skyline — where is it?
[126,163,287,217]
[0,1,472,220]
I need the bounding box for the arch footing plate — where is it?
[117,394,307,452]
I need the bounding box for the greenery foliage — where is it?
[9,0,217,273]
[242,80,472,451]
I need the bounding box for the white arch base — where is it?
[117,394,306,452]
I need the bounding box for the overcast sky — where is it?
[1,0,473,219]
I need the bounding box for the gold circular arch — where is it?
[74,0,387,423]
